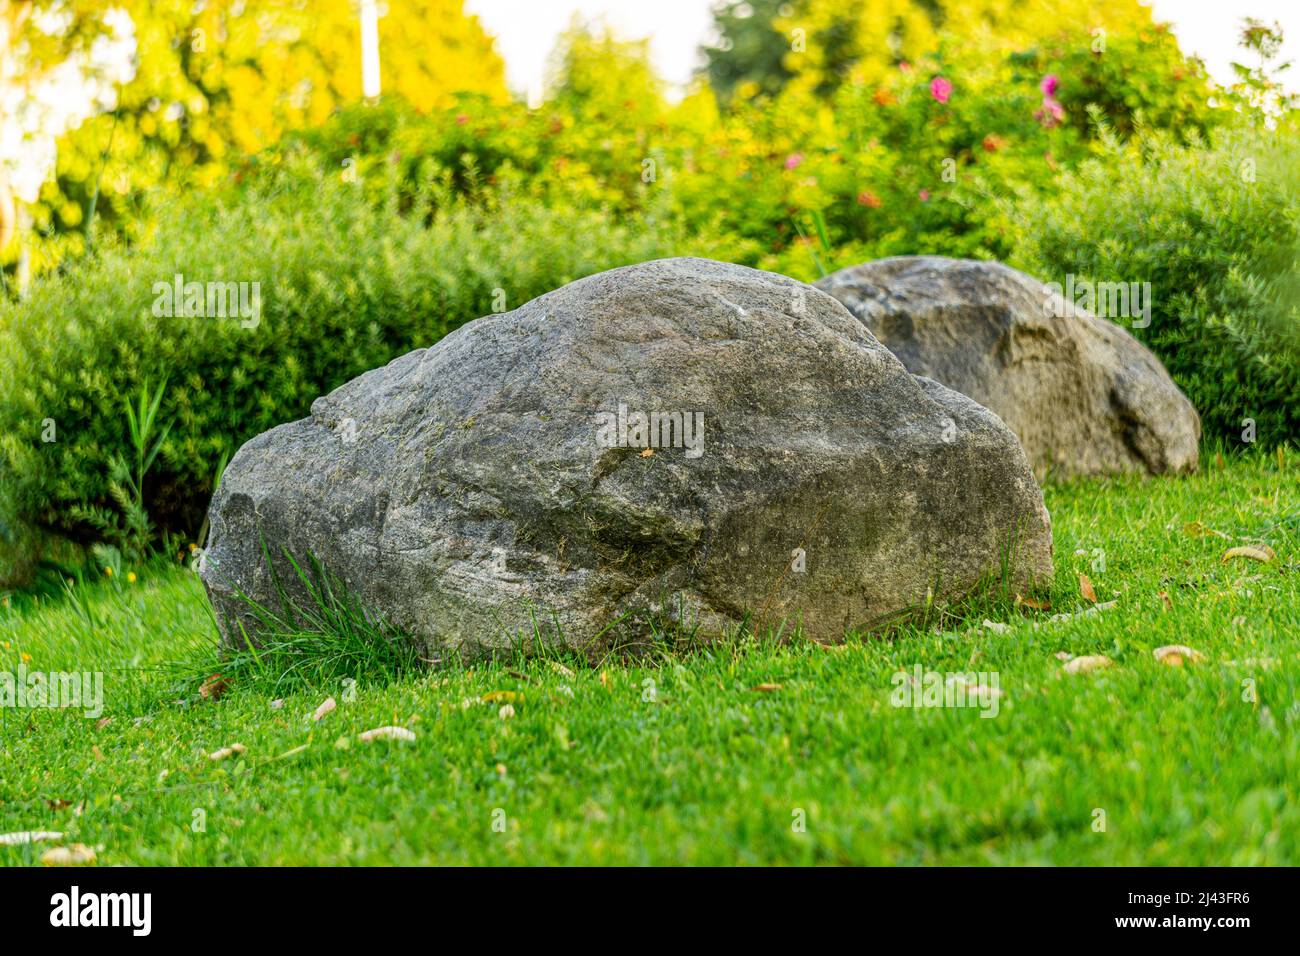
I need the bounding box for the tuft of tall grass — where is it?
[171,548,426,700]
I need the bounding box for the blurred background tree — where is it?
[768,0,1172,97]
[4,0,507,278]
[701,0,796,103]
[545,18,663,127]
[1,1,135,285]
[1230,18,1297,118]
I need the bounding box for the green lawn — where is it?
[1,452,1296,865]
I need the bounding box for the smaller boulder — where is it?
[816,256,1200,479]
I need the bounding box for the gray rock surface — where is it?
[816,256,1200,478]
[201,257,1052,660]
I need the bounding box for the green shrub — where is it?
[0,158,687,583]
[1011,122,1300,446]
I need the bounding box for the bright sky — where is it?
[464,0,1300,103]
[463,0,716,104]
[1147,0,1300,88]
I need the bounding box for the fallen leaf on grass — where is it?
[357,726,416,743]
[0,830,63,846]
[41,844,96,866]
[750,683,784,692]
[498,704,516,720]
[483,690,522,703]
[1222,545,1276,564]
[199,673,228,701]
[980,619,1011,634]
[1158,590,1173,611]
[1015,594,1052,611]
[91,746,104,762]
[45,799,74,811]
[208,743,247,761]
[94,717,113,730]
[1062,655,1113,675]
[1183,521,1231,540]
[1078,573,1098,603]
[549,661,575,679]
[808,640,849,652]
[275,744,310,760]
[312,697,336,721]
[639,448,654,458]
[1154,645,1205,666]
[269,699,284,711]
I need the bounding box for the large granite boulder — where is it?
[815,256,1200,479]
[201,258,1052,660]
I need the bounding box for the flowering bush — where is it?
[287,18,1224,284]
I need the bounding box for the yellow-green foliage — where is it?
[19,0,508,273]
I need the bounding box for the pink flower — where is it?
[1040,74,1060,97]
[929,76,953,104]
[784,153,804,170]
[1034,97,1065,128]
[918,189,930,202]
